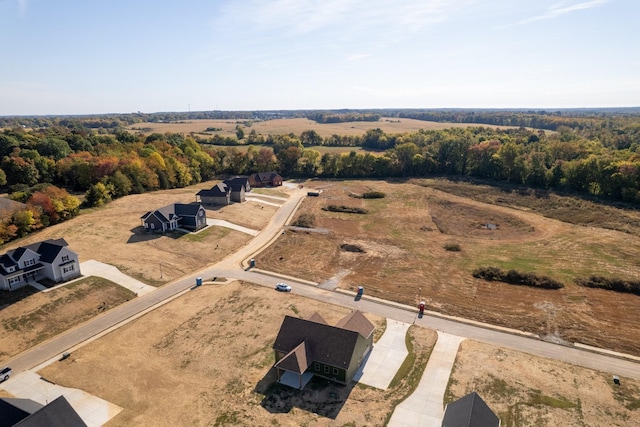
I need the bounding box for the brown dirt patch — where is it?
[447,340,640,426]
[0,278,135,360]
[38,282,435,426]
[256,180,640,355]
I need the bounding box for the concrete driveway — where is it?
[2,370,121,427]
[78,260,156,296]
[388,331,465,427]
[205,218,259,236]
[355,319,411,389]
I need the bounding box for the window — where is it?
[9,277,21,285]
[324,366,329,374]
[333,368,338,375]
[314,363,320,372]
[63,265,75,273]
[24,259,35,267]
[151,223,155,229]
[62,255,69,262]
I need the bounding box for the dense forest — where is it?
[1,109,639,245]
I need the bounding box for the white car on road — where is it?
[275,283,292,292]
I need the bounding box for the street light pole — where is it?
[419,287,422,302]
[159,262,163,279]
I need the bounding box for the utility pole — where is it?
[159,262,163,279]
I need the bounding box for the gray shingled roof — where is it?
[197,182,230,197]
[442,392,500,427]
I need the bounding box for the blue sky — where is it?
[0,0,638,115]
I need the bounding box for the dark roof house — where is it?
[0,396,86,427]
[0,239,80,291]
[196,183,231,206]
[140,203,207,233]
[442,392,500,427]
[222,176,250,203]
[249,171,283,188]
[272,310,374,389]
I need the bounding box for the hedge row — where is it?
[323,205,369,214]
[472,267,564,289]
[574,276,640,296]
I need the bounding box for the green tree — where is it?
[85,182,113,207]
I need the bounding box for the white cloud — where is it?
[512,0,610,26]
[346,53,372,61]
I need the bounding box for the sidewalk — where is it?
[388,331,465,427]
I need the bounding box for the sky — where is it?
[0,0,638,115]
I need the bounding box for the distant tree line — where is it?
[2,110,640,243]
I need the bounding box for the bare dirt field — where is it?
[126,117,519,138]
[446,340,640,427]
[38,282,436,426]
[256,179,640,356]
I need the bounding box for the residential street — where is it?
[4,185,640,384]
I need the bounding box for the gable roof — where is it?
[223,176,249,191]
[197,182,230,197]
[307,312,328,325]
[251,171,281,183]
[0,398,43,427]
[174,203,203,217]
[442,392,500,427]
[273,311,371,370]
[1,396,86,427]
[26,239,68,264]
[274,341,312,374]
[335,310,375,338]
[0,239,70,276]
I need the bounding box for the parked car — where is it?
[275,283,292,292]
[1,366,12,382]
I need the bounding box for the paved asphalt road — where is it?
[5,186,640,382]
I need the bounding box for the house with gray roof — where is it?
[0,396,86,427]
[140,203,207,233]
[0,238,80,291]
[442,392,500,427]
[196,183,231,206]
[272,310,374,389]
[223,176,251,202]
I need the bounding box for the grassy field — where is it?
[126,117,520,138]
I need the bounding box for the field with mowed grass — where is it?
[126,117,522,138]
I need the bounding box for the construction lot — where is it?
[1,178,640,425]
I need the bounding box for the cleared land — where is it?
[126,117,520,138]
[446,340,640,427]
[0,179,281,285]
[0,277,135,360]
[256,179,640,356]
[38,282,436,426]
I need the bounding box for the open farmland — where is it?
[255,179,640,356]
[126,117,521,138]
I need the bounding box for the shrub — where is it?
[472,266,564,289]
[362,191,386,199]
[292,213,315,228]
[323,205,369,214]
[443,242,461,251]
[575,276,640,296]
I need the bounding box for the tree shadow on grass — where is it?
[255,368,354,419]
